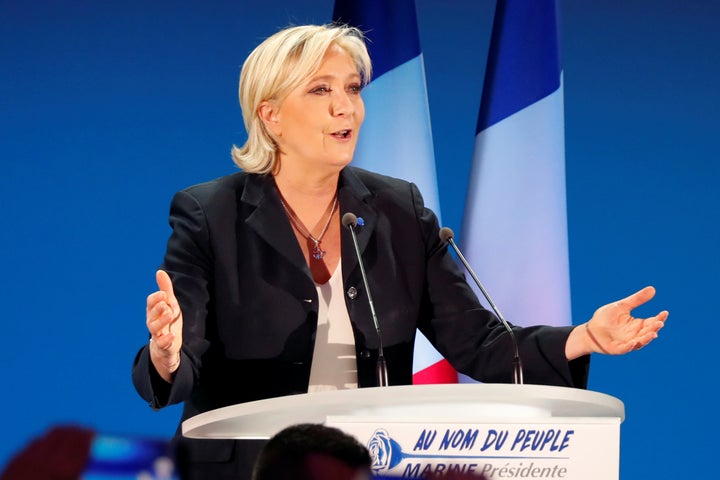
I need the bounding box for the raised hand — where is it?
[566,286,668,359]
[146,270,183,382]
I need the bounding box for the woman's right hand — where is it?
[146,269,184,383]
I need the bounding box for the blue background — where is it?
[1,0,717,477]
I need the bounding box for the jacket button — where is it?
[347,286,358,299]
[359,350,371,359]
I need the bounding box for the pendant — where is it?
[311,241,326,260]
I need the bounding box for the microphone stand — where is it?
[343,213,389,387]
[441,228,524,385]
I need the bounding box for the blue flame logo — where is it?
[367,429,403,472]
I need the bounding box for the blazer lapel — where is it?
[338,168,378,282]
[240,174,311,278]
[238,169,379,284]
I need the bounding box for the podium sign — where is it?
[329,417,619,479]
[182,384,624,479]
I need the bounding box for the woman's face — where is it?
[264,44,365,173]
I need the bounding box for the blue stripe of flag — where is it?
[476,0,562,133]
[332,0,421,80]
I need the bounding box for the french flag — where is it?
[332,0,457,384]
[461,0,572,333]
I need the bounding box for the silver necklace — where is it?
[279,194,338,260]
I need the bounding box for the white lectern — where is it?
[182,384,624,479]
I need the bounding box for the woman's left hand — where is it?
[565,286,669,360]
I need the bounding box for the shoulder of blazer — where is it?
[344,166,414,194]
[177,171,274,208]
[341,167,421,214]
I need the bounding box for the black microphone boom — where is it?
[342,212,389,387]
[438,227,524,384]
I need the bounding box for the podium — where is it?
[182,384,624,479]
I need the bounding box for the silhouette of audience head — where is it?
[252,423,372,480]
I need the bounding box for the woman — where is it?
[132,24,667,478]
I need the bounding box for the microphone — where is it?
[342,212,389,387]
[438,227,524,384]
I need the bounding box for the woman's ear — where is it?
[258,101,281,137]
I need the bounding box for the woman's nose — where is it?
[331,90,355,116]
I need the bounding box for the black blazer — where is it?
[132,167,587,468]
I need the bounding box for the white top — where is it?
[308,260,359,392]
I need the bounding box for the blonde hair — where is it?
[231,24,372,174]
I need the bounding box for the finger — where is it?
[156,270,183,319]
[634,319,661,336]
[637,311,669,330]
[148,316,171,337]
[147,304,175,334]
[156,270,175,297]
[151,333,175,351]
[146,291,168,314]
[613,339,637,355]
[617,286,656,311]
[633,331,659,350]
[147,301,172,322]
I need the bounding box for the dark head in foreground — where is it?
[252,423,372,480]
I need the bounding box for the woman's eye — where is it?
[348,84,363,95]
[310,86,330,95]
